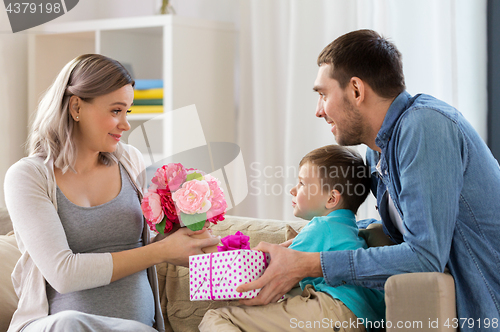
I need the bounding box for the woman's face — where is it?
[72,84,134,154]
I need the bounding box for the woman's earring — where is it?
[76,116,79,120]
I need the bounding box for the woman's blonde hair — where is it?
[27,54,134,173]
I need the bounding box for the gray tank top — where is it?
[47,163,155,326]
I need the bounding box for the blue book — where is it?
[134,79,163,90]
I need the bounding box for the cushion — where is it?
[210,215,307,247]
[158,215,307,332]
[0,208,13,235]
[285,224,299,241]
[0,233,20,332]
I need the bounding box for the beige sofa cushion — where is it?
[0,233,21,332]
[157,215,307,332]
[210,215,307,248]
[0,208,13,236]
[285,224,299,241]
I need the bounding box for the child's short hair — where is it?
[299,145,370,214]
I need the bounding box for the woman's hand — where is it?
[152,223,181,243]
[155,226,220,267]
[152,221,212,243]
[111,222,218,282]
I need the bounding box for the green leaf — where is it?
[185,219,206,231]
[185,172,203,182]
[155,216,167,235]
[180,212,206,231]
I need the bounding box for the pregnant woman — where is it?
[4,54,219,332]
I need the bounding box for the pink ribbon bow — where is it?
[217,231,251,252]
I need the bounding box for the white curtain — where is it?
[232,0,487,222]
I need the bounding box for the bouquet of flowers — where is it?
[141,163,228,234]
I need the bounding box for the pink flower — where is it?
[204,175,221,200]
[142,163,228,232]
[207,196,227,220]
[147,183,159,193]
[207,214,225,225]
[157,189,180,225]
[152,163,187,191]
[172,180,211,214]
[141,191,164,225]
[205,174,228,219]
[186,168,205,175]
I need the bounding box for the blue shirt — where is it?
[290,209,385,330]
[320,91,500,331]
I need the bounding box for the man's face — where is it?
[314,64,366,146]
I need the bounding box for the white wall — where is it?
[0,8,27,209]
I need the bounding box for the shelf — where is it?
[100,27,163,79]
[29,15,235,166]
[32,15,234,34]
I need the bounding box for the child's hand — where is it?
[279,239,294,248]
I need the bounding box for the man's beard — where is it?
[335,96,366,146]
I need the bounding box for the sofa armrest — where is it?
[0,233,21,332]
[385,272,457,332]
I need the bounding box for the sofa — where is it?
[0,208,457,332]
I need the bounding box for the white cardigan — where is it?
[4,143,165,332]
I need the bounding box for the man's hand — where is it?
[279,239,294,247]
[236,242,322,305]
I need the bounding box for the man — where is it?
[237,29,500,331]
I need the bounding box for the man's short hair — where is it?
[317,29,405,99]
[300,145,370,214]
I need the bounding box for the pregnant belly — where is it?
[47,269,155,326]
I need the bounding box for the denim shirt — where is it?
[320,91,500,329]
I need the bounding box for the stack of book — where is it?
[131,79,163,113]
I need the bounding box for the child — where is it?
[199,145,385,332]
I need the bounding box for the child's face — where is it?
[290,162,332,220]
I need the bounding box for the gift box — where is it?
[189,249,270,301]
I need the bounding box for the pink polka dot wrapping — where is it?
[188,250,270,301]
